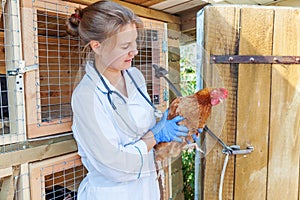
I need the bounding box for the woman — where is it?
[66,1,189,199]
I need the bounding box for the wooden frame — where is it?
[0,0,26,145]
[21,0,84,138]
[29,153,84,200]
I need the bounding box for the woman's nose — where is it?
[129,49,138,56]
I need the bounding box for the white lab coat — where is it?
[71,61,160,200]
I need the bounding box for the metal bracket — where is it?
[204,126,254,156]
[7,62,38,76]
[222,145,254,155]
[7,61,38,92]
[211,55,300,64]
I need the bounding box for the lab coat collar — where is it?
[85,61,118,95]
[85,61,136,100]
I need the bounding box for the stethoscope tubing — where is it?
[93,63,157,112]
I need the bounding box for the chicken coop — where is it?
[1,0,300,199]
[198,5,300,200]
[0,0,177,199]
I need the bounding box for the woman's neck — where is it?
[94,61,127,97]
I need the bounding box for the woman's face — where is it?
[99,23,138,72]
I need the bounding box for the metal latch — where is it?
[204,126,254,155]
[7,61,38,76]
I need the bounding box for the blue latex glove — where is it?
[151,109,189,144]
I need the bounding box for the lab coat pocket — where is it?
[86,184,129,200]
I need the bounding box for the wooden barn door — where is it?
[198,5,300,200]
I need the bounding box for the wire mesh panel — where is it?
[30,153,86,200]
[23,0,85,138]
[133,18,168,112]
[0,0,26,148]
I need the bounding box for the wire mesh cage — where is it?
[24,0,85,138]
[30,153,86,200]
[0,0,26,149]
[23,0,169,138]
[133,18,169,113]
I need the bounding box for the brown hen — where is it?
[154,87,228,161]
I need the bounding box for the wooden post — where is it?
[1,0,26,145]
[201,6,240,200]
[16,163,31,200]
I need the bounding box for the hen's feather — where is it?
[154,87,227,161]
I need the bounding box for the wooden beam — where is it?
[0,167,12,178]
[0,138,77,169]
[4,0,26,143]
[180,5,207,33]
[62,0,181,24]
[16,164,31,200]
[124,0,166,7]
[140,0,166,7]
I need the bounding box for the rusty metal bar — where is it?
[210,55,300,64]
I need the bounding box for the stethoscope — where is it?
[93,63,163,118]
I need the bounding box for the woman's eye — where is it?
[121,45,130,50]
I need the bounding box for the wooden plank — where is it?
[0,167,13,178]
[268,8,300,200]
[140,0,166,7]
[271,0,300,6]
[234,7,274,200]
[124,0,166,7]
[180,6,207,33]
[0,175,14,200]
[0,32,7,74]
[21,4,41,138]
[150,0,190,10]
[202,6,240,200]
[27,121,72,139]
[4,0,26,142]
[0,139,77,169]
[163,0,204,14]
[0,166,20,200]
[62,0,181,24]
[16,163,31,200]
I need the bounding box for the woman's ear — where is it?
[90,40,101,53]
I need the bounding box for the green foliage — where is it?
[180,43,197,200]
[182,150,195,200]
